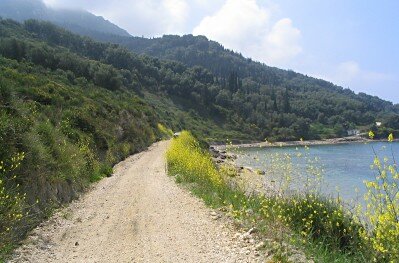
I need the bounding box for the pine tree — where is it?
[283,88,291,113]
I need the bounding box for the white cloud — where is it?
[311,60,396,101]
[100,0,190,36]
[42,0,57,7]
[193,0,224,10]
[43,0,190,36]
[193,0,269,50]
[335,61,361,83]
[193,0,301,66]
[160,0,189,32]
[264,18,302,63]
[332,61,393,87]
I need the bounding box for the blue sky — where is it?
[44,0,399,103]
[276,0,399,103]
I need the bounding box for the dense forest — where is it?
[70,33,399,140]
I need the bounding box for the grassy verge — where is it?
[166,131,371,262]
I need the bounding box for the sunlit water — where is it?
[234,142,399,204]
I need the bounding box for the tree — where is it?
[271,88,278,112]
[283,88,291,113]
[0,38,26,61]
[228,71,239,93]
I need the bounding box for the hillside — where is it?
[1,0,398,141]
[1,19,398,142]
[0,0,130,38]
[82,33,399,140]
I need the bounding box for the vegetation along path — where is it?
[10,141,260,262]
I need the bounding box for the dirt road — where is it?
[10,141,262,262]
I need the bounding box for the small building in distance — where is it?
[347,129,361,136]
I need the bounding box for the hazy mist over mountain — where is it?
[0,0,130,37]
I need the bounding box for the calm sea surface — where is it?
[234,141,399,203]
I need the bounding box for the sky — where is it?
[42,0,399,103]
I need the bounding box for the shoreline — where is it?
[210,136,398,197]
[210,147,277,196]
[212,136,395,150]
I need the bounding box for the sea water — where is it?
[234,141,399,203]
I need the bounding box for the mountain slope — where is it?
[1,0,398,139]
[112,33,396,108]
[3,19,399,141]
[104,34,399,140]
[0,0,130,37]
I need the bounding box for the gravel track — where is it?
[10,141,262,263]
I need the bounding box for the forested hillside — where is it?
[2,19,399,142]
[82,34,399,140]
[1,1,398,141]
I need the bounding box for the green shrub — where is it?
[0,153,27,257]
[157,123,173,139]
[358,133,399,261]
[166,131,221,186]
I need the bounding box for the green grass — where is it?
[0,243,14,263]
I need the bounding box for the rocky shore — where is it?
[212,136,382,150]
[209,146,276,196]
[209,146,237,163]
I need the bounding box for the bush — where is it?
[166,131,221,186]
[358,133,399,261]
[157,123,173,139]
[0,153,27,256]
